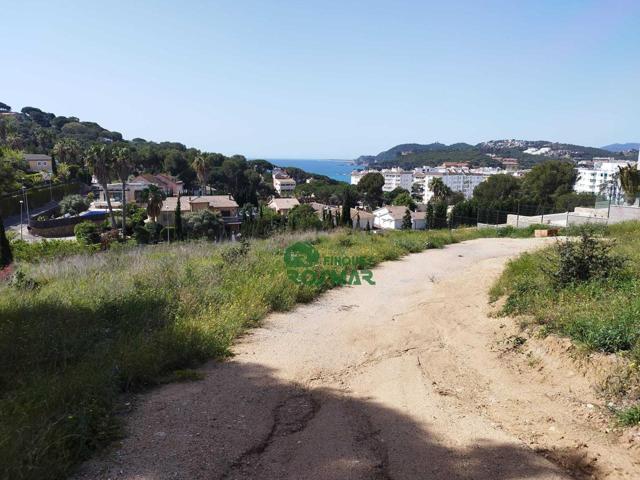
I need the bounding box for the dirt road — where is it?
[75,238,639,480]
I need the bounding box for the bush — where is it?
[74,221,101,245]
[492,220,640,358]
[10,238,92,262]
[183,210,222,240]
[59,194,90,216]
[546,231,626,286]
[288,204,322,231]
[133,224,150,244]
[145,222,163,244]
[617,404,640,426]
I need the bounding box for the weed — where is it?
[616,404,640,426]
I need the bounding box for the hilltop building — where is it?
[23,153,53,173]
[272,168,296,197]
[350,167,413,192]
[132,173,184,196]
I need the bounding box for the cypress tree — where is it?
[402,208,412,230]
[0,214,13,268]
[426,202,434,230]
[175,194,183,240]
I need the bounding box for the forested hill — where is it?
[356,139,633,169]
[0,101,345,200]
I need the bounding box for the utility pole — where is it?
[19,200,23,241]
[22,186,30,222]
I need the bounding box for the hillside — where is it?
[356,139,629,169]
[0,102,342,202]
[601,142,640,153]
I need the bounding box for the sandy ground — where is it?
[74,237,640,480]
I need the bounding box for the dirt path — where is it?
[74,238,640,480]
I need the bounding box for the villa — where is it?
[267,197,300,215]
[159,195,242,233]
[373,206,426,230]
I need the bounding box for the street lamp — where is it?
[21,186,30,222]
[19,200,24,240]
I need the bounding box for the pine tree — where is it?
[0,214,13,268]
[402,208,412,230]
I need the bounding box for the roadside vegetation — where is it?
[1,226,537,480]
[491,221,640,425]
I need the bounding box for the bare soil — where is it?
[74,237,640,480]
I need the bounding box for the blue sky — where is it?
[2,0,639,158]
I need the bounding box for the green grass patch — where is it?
[616,404,640,426]
[492,221,640,405]
[1,226,531,479]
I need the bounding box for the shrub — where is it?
[144,222,163,244]
[616,404,640,426]
[58,194,90,216]
[74,221,101,245]
[10,238,92,262]
[183,210,222,240]
[133,224,150,244]
[496,226,516,237]
[288,204,322,231]
[545,231,626,286]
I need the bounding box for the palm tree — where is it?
[192,154,210,194]
[86,144,117,228]
[618,164,640,205]
[113,145,134,235]
[53,138,81,165]
[428,177,452,202]
[142,185,164,223]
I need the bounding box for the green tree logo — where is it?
[284,242,320,268]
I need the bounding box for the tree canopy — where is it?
[356,172,384,208]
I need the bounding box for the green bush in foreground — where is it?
[0,226,527,479]
[546,230,626,286]
[492,222,640,424]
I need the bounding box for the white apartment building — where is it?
[575,159,636,201]
[351,167,413,192]
[422,167,488,202]
[272,168,296,197]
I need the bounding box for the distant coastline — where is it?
[267,158,358,182]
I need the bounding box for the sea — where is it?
[267,159,358,183]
